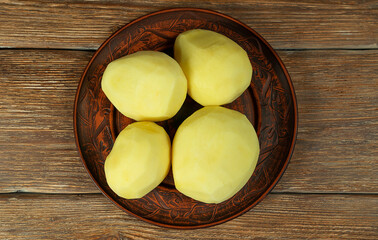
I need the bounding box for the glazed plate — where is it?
[74,8,297,229]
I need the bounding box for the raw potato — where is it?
[104,122,170,199]
[101,51,187,121]
[174,29,252,106]
[172,106,259,203]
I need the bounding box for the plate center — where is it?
[109,46,258,189]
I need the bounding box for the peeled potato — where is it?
[101,51,187,121]
[174,29,252,106]
[172,106,259,203]
[104,122,170,199]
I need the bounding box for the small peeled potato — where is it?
[101,51,187,121]
[172,106,259,204]
[174,29,252,106]
[104,122,170,199]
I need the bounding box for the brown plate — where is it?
[74,8,297,229]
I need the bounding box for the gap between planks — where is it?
[1,192,377,196]
[1,47,378,52]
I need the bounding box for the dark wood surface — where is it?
[0,0,377,238]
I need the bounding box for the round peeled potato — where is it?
[172,106,259,204]
[101,51,187,121]
[174,29,252,106]
[104,122,170,199]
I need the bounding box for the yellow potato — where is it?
[172,106,259,203]
[174,29,252,106]
[101,51,187,121]
[104,122,170,199]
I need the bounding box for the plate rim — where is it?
[73,7,298,229]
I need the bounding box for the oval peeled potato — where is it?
[174,29,252,106]
[172,106,259,203]
[101,51,187,121]
[104,122,170,199]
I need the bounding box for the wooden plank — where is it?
[0,49,377,194]
[0,193,377,239]
[0,50,99,193]
[274,49,378,193]
[0,0,377,50]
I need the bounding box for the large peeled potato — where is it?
[104,122,170,199]
[101,51,187,121]
[172,106,259,203]
[174,29,252,106]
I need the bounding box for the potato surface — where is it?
[104,122,170,199]
[174,29,252,106]
[101,51,187,121]
[172,106,259,203]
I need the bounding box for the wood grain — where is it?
[0,50,98,193]
[0,49,377,194]
[275,49,378,193]
[0,193,377,239]
[0,0,377,50]
[0,0,376,237]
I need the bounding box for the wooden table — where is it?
[1,1,377,239]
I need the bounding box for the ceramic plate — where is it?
[74,8,297,229]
